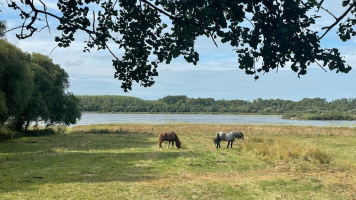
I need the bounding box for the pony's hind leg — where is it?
[227,141,230,148]
[167,141,170,149]
[230,141,233,148]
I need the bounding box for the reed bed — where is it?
[71,123,356,137]
[238,137,331,164]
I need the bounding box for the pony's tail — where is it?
[216,132,221,142]
[158,133,163,148]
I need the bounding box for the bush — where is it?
[24,129,56,136]
[0,128,22,141]
[0,127,58,142]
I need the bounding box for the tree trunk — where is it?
[24,120,30,131]
[14,120,24,131]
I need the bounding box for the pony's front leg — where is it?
[230,141,233,148]
[167,141,170,149]
[227,141,230,148]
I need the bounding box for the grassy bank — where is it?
[1,124,356,199]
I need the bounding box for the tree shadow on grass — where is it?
[0,148,193,194]
[0,133,160,154]
[0,133,201,194]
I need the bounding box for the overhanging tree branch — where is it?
[316,0,325,12]
[319,2,356,40]
[319,6,337,20]
[5,0,354,91]
[8,0,119,60]
[140,0,220,32]
[38,0,51,35]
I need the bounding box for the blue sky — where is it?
[1,1,356,101]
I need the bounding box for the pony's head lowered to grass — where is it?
[158,132,181,149]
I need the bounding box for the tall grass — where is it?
[71,123,356,137]
[71,125,152,135]
[238,137,331,164]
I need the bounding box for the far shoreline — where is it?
[80,112,356,121]
[81,111,283,116]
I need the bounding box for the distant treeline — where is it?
[77,95,356,116]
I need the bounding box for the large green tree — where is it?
[0,39,34,127]
[0,40,81,130]
[0,21,8,123]
[19,53,82,130]
[5,0,355,91]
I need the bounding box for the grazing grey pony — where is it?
[213,131,244,148]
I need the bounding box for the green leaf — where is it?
[281,28,288,34]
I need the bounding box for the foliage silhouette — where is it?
[5,0,355,91]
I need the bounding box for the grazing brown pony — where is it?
[158,132,181,149]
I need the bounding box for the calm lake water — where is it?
[77,113,356,127]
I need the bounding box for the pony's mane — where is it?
[174,132,180,142]
[172,132,181,147]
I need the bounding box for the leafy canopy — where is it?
[0,20,6,38]
[0,40,82,130]
[5,0,356,91]
[0,39,33,124]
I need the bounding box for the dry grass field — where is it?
[1,124,356,199]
